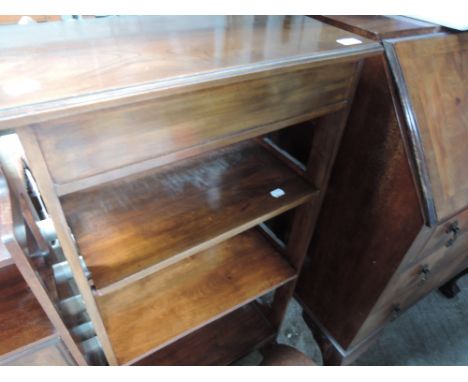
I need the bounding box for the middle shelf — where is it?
[60,140,317,293]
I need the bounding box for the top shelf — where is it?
[0,16,381,127]
[61,140,317,293]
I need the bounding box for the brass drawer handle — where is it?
[418,264,431,283]
[445,221,460,247]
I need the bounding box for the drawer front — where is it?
[30,61,357,187]
[352,208,468,346]
[403,209,468,270]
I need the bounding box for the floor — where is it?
[238,276,468,365]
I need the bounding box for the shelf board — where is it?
[95,228,296,365]
[61,140,315,293]
[0,264,55,357]
[134,302,274,365]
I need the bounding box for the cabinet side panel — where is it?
[296,54,423,348]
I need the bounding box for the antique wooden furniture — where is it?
[0,157,88,365]
[296,17,467,365]
[0,16,380,365]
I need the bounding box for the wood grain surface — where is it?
[61,140,316,292]
[32,60,355,187]
[314,16,439,41]
[96,228,296,365]
[0,15,379,127]
[0,264,54,356]
[134,303,274,365]
[388,33,468,221]
[296,54,424,349]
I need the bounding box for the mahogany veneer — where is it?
[0,264,54,356]
[298,17,467,365]
[314,16,439,40]
[1,16,380,365]
[96,229,295,365]
[135,303,274,366]
[61,141,317,293]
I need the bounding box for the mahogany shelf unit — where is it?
[0,16,381,365]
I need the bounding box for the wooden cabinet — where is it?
[297,16,467,365]
[0,16,380,365]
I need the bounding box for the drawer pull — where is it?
[418,264,431,283]
[445,221,460,247]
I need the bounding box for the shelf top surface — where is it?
[96,228,295,365]
[60,140,316,292]
[0,16,379,124]
[0,264,55,357]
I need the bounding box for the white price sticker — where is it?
[270,188,286,198]
[336,38,362,46]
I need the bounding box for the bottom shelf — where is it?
[96,228,296,365]
[134,302,274,366]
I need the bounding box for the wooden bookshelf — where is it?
[2,16,380,365]
[61,140,316,293]
[134,302,274,366]
[0,264,54,356]
[95,229,295,364]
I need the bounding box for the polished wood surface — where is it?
[0,264,54,356]
[386,33,468,221]
[314,16,439,41]
[33,60,355,189]
[0,16,379,127]
[96,229,296,365]
[296,28,467,365]
[260,344,316,366]
[0,141,88,365]
[61,140,316,292]
[6,16,374,365]
[296,54,424,349]
[17,126,119,365]
[415,210,468,273]
[361,209,468,341]
[135,303,274,366]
